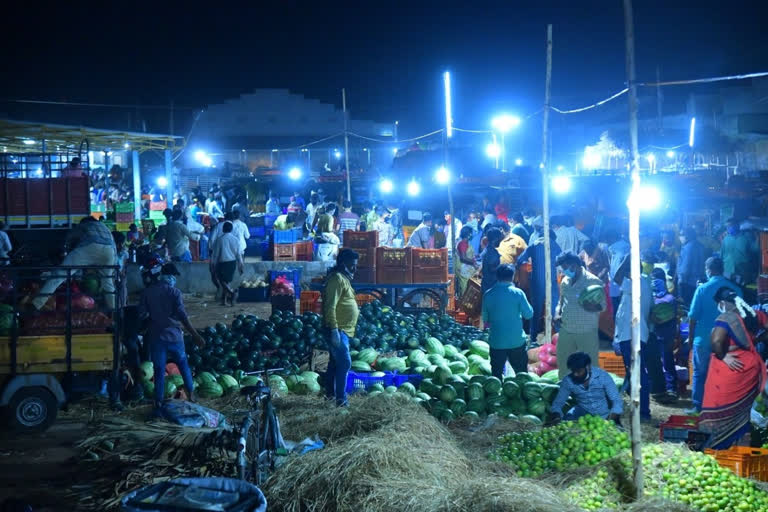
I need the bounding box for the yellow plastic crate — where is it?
[0,334,114,374]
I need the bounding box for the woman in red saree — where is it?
[699,287,767,449]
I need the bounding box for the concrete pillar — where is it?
[164,149,174,206]
[132,150,141,222]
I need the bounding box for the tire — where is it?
[8,386,58,433]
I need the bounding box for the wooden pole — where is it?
[623,0,644,498]
[542,24,553,346]
[342,89,351,202]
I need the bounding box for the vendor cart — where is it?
[0,265,121,432]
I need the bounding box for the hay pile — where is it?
[264,393,576,512]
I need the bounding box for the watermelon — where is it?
[508,399,527,415]
[487,397,507,414]
[142,379,155,397]
[351,360,372,372]
[502,380,521,399]
[484,376,502,395]
[540,370,560,383]
[408,349,428,366]
[433,364,453,385]
[419,378,441,397]
[268,375,289,394]
[468,354,487,366]
[506,413,519,421]
[370,383,386,393]
[416,391,431,401]
[468,360,492,376]
[285,374,302,391]
[443,345,459,360]
[168,374,184,387]
[425,337,445,356]
[448,360,468,374]
[427,353,448,366]
[464,410,480,421]
[197,372,217,385]
[198,381,223,398]
[357,348,378,365]
[439,408,455,423]
[385,386,397,394]
[379,357,407,372]
[218,374,239,394]
[469,375,488,386]
[371,371,386,377]
[140,361,154,381]
[523,382,544,401]
[467,383,485,401]
[578,284,605,306]
[469,340,490,358]
[514,372,537,385]
[240,376,263,387]
[540,383,560,402]
[467,399,486,414]
[398,382,417,396]
[440,385,458,403]
[527,398,548,417]
[450,398,467,416]
[520,414,543,425]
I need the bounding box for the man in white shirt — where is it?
[0,222,11,265]
[231,210,250,256]
[265,192,281,215]
[166,210,194,262]
[553,215,590,255]
[481,207,497,230]
[211,221,244,306]
[444,211,462,244]
[305,194,320,230]
[206,194,224,218]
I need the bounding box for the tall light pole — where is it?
[443,71,456,289]
[342,88,351,201]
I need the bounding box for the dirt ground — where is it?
[0,290,694,509]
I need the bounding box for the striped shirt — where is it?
[558,270,605,334]
[550,367,623,418]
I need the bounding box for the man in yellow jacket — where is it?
[323,248,360,406]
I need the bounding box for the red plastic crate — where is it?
[376,247,412,284]
[352,247,376,268]
[300,291,322,314]
[353,266,376,284]
[295,240,314,262]
[343,230,378,249]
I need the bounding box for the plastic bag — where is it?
[121,477,266,512]
[160,399,230,429]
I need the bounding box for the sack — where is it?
[160,399,230,428]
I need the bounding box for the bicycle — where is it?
[234,368,285,486]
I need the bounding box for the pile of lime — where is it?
[491,415,631,477]
[565,444,768,511]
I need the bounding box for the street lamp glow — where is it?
[628,185,661,211]
[556,165,565,172]
[124,143,130,149]
[407,180,421,197]
[334,150,342,159]
[514,158,523,166]
[22,139,35,145]
[582,150,601,169]
[443,71,453,138]
[379,179,394,194]
[551,175,572,194]
[646,153,655,163]
[157,176,168,188]
[666,150,675,158]
[435,167,450,185]
[485,143,501,159]
[392,148,399,155]
[491,114,522,133]
[689,117,696,147]
[288,167,302,181]
[194,150,212,167]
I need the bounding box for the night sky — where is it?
[2,1,768,137]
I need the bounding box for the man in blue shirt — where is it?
[265,191,282,215]
[548,352,623,424]
[482,264,534,379]
[677,227,709,306]
[139,262,205,417]
[686,256,741,413]
[517,226,562,344]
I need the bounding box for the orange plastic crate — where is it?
[598,351,626,377]
[704,446,768,481]
[343,230,378,249]
[353,247,376,268]
[295,240,314,262]
[355,293,377,307]
[412,248,449,283]
[458,277,482,317]
[300,291,322,314]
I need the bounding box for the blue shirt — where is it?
[69,221,116,249]
[517,238,561,299]
[688,275,741,346]
[608,239,630,297]
[265,198,282,215]
[138,281,190,346]
[480,247,501,294]
[550,367,623,418]
[482,282,534,349]
[677,240,709,286]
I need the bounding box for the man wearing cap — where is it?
[139,262,205,418]
[323,249,360,406]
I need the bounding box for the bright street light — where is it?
[334,149,342,159]
[379,179,394,194]
[689,117,696,147]
[124,143,130,149]
[491,114,522,133]
[435,167,450,185]
[514,158,523,166]
[646,153,655,163]
[288,167,302,181]
[22,139,35,145]
[556,165,565,172]
[485,143,501,159]
[628,185,661,211]
[582,149,601,169]
[443,71,453,139]
[407,180,421,197]
[157,176,168,188]
[392,148,399,155]
[194,150,212,167]
[666,150,675,158]
[551,176,572,194]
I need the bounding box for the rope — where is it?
[640,70,768,87]
[348,129,443,143]
[550,88,629,114]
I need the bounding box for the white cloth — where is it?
[232,219,250,253]
[306,203,320,228]
[0,231,11,260]
[208,222,224,248]
[206,200,224,218]
[375,220,395,247]
[613,275,654,343]
[555,226,590,255]
[445,219,463,243]
[481,214,497,230]
[186,218,205,242]
[33,243,117,310]
[212,232,241,264]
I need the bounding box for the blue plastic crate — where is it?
[345,371,388,393]
[244,238,261,257]
[387,372,424,389]
[269,268,302,298]
[273,227,303,244]
[249,226,266,238]
[260,240,272,261]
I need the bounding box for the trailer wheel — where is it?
[7,387,58,433]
